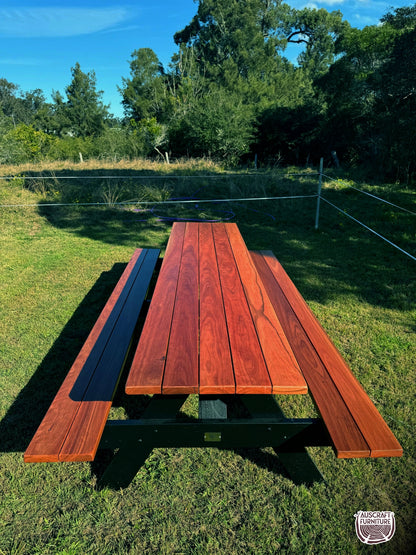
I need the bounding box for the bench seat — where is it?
[250,250,403,459]
[24,248,160,463]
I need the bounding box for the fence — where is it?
[313,158,416,262]
[1,160,414,262]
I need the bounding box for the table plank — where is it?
[212,224,272,393]
[225,225,307,394]
[199,223,235,394]
[125,224,186,394]
[126,224,310,396]
[162,223,199,394]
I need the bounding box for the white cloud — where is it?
[293,0,344,9]
[0,7,131,38]
[353,13,377,25]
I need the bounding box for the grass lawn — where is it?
[0,159,415,554]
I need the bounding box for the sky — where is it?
[0,0,413,118]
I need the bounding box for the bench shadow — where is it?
[0,264,128,454]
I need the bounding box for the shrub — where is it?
[1,124,51,163]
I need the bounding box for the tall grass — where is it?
[0,159,415,554]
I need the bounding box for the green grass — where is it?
[0,160,415,554]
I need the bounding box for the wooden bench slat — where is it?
[24,248,146,462]
[225,225,307,395]
[199,223,235,394]
[24,248,159,463]
[162,223,199,394]
[213,224,272,394]
[252,251,403,458]
[251,251,370,457]
[125,223,186,394]
[59,248,160,461]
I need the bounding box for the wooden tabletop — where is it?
[125,222,307,395]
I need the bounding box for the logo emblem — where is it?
[354,511,396,545]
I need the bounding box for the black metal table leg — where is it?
[97,394,330,489]
[98,395,188,489]
[239,395,328,485]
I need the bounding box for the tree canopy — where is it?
[0,1,415,182]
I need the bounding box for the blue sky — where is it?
[0,1,412,118]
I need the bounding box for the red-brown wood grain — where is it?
[25,222,402,466]
[212,224,272,393]
[126,224,308,396]
[251,251,370,457]
[225,224,307,394]
[199,223,235,394]
[24,248,151,463]
[252,250,403,458]
[59,250,161,461]
[125,224,186,394]
[162,223,199,394]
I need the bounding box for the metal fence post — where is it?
[315,157,324,230]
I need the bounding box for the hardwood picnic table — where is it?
[25,222,402,489]
[125,222,307,396]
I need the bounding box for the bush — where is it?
[46,136,97,162]
[0,124,51,163]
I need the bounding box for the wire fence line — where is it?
[0,171,318,181]
[320,196,416,262]
[321,173,416,217]
[0,194,318,209]
[1,166,414,261]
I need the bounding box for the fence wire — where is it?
[0,194,317,209]
[320,196,416,262]
[321,173,416,217]
[1,168,414,261]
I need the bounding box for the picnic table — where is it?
[25,222,402,488]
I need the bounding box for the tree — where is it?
[286,7,349,76]
[119,48,172,122]
[4,123,52,161]
[0,79,52,129]
[0,79,23,125]
[317,3,416,181]
[54,63,109,138]
[378,7,416,183]
[169,0,349,165]
[173,0,290,89]
[168,86,254,163]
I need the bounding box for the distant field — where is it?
[1,159,415,554]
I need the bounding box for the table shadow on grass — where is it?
[28,167,415,313]
[29,167,238,246]
[0,264,128,454]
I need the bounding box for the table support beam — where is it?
[97,395,330,489]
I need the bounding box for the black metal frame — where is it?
[97,395,331,489]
